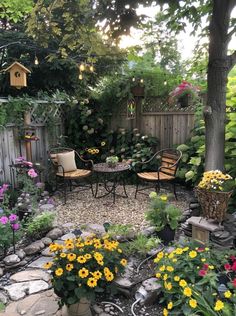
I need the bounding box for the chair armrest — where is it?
[133,151,161,172]
[75,151,94,170]
[57,164,65,176]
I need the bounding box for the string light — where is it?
[164,80,167,86]
[89,64,94,72]
[34,56,39,65]
[79,63,85,72]
[140,78,144,83]
[79,73,83,80]
[132,77,135,82]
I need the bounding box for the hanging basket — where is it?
[131,85,145,97]
[194,188,233,223]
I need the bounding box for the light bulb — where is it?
[140,78,144,83]
[132,77,135,82]
[79,64,85,72]
[164,80,167,86]
[89,65,94,72]
[79,74,83,80]
[34,56,39,65]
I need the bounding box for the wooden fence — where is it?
[110,97,196,149]
[0,99,64,183]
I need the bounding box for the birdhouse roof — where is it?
[5,62,31,73]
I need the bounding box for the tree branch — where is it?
[226,26,236,43]
[228,50,236,70]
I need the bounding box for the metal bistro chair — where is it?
[134,148,182,199]
[48,147,94,204]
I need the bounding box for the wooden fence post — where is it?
[24,111,32,162]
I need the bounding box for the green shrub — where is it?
[122,234,161,257]
[26,212,55,240]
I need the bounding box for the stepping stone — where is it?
[46,228,63,240]
[41,247,55,257]
[10,270,50,283]
[60,233,76,241]
[3,254,20,266]
[28,257,53,269]
[41,238,52,246]
[24,241,45,255]
[4,280,49,301]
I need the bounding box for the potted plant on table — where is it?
[145,192,182,245]
[169,81,200,107]
[43,235,127,316]
[106,156,119,168]
[195,170,235,224]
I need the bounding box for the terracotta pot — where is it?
[63,298,92,316]
[157,225,175,245]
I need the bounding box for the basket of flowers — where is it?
[169,81,200,107]
[43,235,127,316]
[195,170,235,223]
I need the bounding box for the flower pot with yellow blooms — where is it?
[43,235,127,315]
[195,170,235,224]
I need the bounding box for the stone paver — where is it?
[10,269,51,283]
[28,257,53,269]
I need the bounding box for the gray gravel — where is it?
[54,185,193,231]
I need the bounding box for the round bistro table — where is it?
[93,162,130,203]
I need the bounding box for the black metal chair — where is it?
[134,148,182,199]
[48,147,94,203]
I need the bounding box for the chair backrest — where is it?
[160,148,182,177]
[48,147,74,167]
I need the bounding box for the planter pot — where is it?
[107,162,117,168]
[178,94,189,108]
[157,225,175,245]
[131,85,145,97]
[63,298,92,316]
[195,188,233,223]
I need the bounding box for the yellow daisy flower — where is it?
[189,251,197,258]
[174,276,180,282]
[167,302,173,310]
[166,266,174,272]
[120,259,127,266]
[55,268,63,277]
[67,253,76,262]
[66,264,74,272]
[77,256,87,264]
[43,261,53,269]
[179,279,187,287]
[87,277,97,288]
[183,287,192,297]
[163,308,168,316]
[78,268,89,278]
[92,271,102,280]
[84,253,92,260]
[224,290,232,298]
[105,272,114,282]
[189,299,197,308]
[214,300,224,311]
[60,253,67,258]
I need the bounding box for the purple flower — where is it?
[28,168,38,178]
[12,223,20,231]
[9,214,18,222]
[15,156,25,162]
[0,216,8,225]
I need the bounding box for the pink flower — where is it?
[199,269,207,276]
[232,278,236,288]
[0,216,8,224]
[203,264,209,270]
[230,255,236,261]
[28,168,38,178]
[9,214,18,222]
[197,247,205,252]
[231,261,236,271]
[12,223,20,231]
[224,263,231,271]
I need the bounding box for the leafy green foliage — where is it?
[145,193,182,231]
[122,234,161,257]
[25,211,55,240]
[0,0,33,23]
[107,224,133,239]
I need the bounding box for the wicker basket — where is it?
[195,188,233,224]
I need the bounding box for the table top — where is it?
[93,162,130,173]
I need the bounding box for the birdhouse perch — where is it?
[5,61,31,89]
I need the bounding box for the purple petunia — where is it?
[9,214,18,222]
[12,223,20,231]
[0,216,8,225]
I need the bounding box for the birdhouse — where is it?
[5,62,31,89]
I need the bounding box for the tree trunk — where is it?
[205,0,235,171]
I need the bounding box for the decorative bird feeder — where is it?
[127,98,136,119]
[5,61,31,89]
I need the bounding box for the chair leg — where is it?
[155,182,160,194]
[173,182,178,200]
[135,178,139,199]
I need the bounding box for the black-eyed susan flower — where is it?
[67,253,76,262]
[43,261,53,269]
[55,268,63,277]
[105,272,114,282]
[120,259,127,266]
[92,271,102,280]
[77,256,87,264]
[84,253,92,260]
[78,268,89,278]
[60,253,67,258]
[87,277,97,288]
[66,264,74,272]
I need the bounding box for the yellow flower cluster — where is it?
[43,235,127,295]
[198,170,232,191]
[154,246,227,315]
[87,148,99,155]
